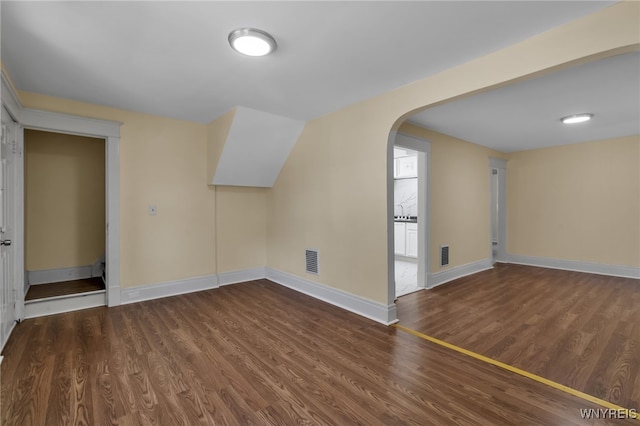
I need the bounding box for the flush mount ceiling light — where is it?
[228,28,277,57]
[561,113,593,124]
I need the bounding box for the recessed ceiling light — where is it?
[228,28,277,57]
[561,113,593,124]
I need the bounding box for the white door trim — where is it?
[1,105,19,349]
[15,120,25,321]
[7,98,122,316]
[1,74,24,327]
[386,132,397,310]
[1,73,22,122]
[389,132,431,307]
[489,157,507,262]
[20,108,121,138]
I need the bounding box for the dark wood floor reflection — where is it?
[2,279,635,425]
[397,263,640,411]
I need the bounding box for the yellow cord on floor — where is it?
[392,323,639,422]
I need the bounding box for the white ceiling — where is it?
[408,51,640,152]
[1,1,614,125]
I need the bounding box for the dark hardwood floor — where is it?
[25,277,105,301]
[397,263,640,412]
[2,279,634,425]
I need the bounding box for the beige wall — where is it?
[267,113,389,301]
[215,186,267,273]
[399,124,505,272]
[24,130,105,271]
[18,94,217,288]
[266,2,638,304]
[207,113,267,273]
[507,135,640,267]
[18,92,268,287]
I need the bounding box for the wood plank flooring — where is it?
[2,278,635,425]
[397,263,640,411]
[25,277,105,301]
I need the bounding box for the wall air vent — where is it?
[440,245,450,267]
[305,249,319,275]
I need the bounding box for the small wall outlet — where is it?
[148,205,157,216]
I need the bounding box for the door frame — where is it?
[1,105,18,345]
[2,75,24,322]
[388,132,431,305]
[489,157,507,263]
[1,72,122,318]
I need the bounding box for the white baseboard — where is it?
[107,285,121,307]
[28,265,92,285]
[507,254,640,279]
[23,266,402,326]
[18,264,405,327]
[218,267,266,286]
[24,291,106,319]
[428,258,493,289]
[0,321,16,352]
[265,267,398,325]
[395,255,417,262]
[120,267,397,326]
[120,274,219,305]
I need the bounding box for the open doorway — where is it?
[489,157,507,263]
[23,130,106,315]
[394,146,419,296]
[1,87,121,325]
[393,133,430,299]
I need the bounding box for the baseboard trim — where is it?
[428,258,493,289]
[25,266,403,326]
[265,267,398,325]
[218,267,266,286]
[0,321,16,352]
[507,254,640,279]
[121,274,219,305]
[395,255,417,263]
[24,291,106,319]
[28,265,92,285]
[122,267,398,325]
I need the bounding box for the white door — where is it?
[1,106,16,349]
